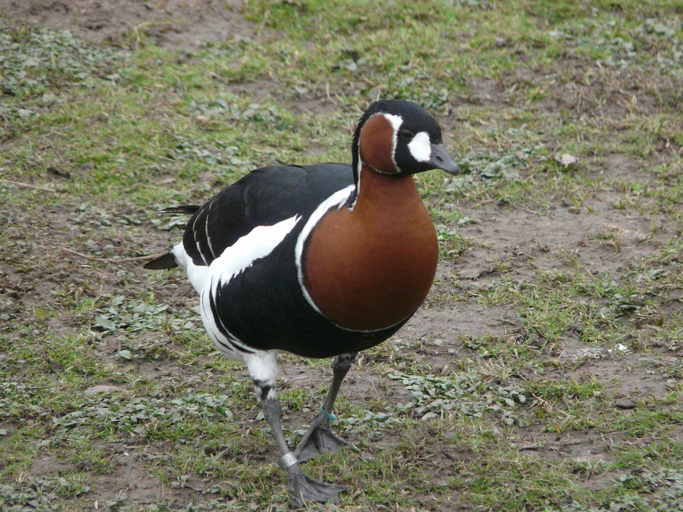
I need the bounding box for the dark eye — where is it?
[398,128,415,139]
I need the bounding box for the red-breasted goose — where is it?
[145,99,459,506]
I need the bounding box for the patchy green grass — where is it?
[1,0,682,510]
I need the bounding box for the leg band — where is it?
[321,407,337,422]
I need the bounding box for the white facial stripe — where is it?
[408,131,431,162]
[381,113,403,172]
[382,113,403,132]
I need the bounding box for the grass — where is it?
[0,0,682,510]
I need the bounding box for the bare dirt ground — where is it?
[0,0,255,49]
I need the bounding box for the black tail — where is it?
[160,205,201,215]
[144,252,177,270]
[145,206,197,269]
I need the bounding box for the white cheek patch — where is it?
[408,131,431,162]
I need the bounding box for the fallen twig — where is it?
[0,179,57,193]
[519,443,544,451]
[62,247,167,264]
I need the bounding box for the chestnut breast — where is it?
[303,171,438,331]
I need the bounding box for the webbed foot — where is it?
[295,412,349,461]
[288,464,345,508]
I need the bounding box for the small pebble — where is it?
[615,398,636,410]
[84,385,123,395]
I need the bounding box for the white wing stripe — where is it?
[191,211,207,265]
[210,214,301,288]
[204,200,216,260]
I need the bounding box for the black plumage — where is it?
[182,164,352,267]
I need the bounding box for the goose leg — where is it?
[295,352,357,461]
[247,352,344,507]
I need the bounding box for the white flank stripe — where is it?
[190,215,301,358]
[207,215,301,342]
[295,185,355,314]
[198,277,254,359]
[199,279,230,354]
[408,131,431,162]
